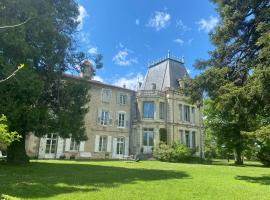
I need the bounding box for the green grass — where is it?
[0,160,269,200]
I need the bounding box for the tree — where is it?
[0,0,102,163]
[0,115,21,146]
[187,0,270,164]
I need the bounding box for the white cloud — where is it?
[188,38,194,45]
[112,73,144,90]
[77,5,88,30]
[93,75,105,82]
[176,19,191,32]
[197,16,218,33]
[113,49,138,66]
[135,19,140,25]
[88,47,98,55]
[174,38,184,45]
[147,11,171,31]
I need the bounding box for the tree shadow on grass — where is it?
[235,175,270,185]
[0,161,190,199]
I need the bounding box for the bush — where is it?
[153,142,192,162]
[257,145,270,166]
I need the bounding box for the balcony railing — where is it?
[137,90,165,97]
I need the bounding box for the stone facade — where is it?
[25,55,204,159]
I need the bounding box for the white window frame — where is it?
[116,137,125,155]
[99,136,108,152]
[184,105,190,122]
[45,133,57,154]
[101,110,109,126]
[118,112,126,128]
[119,94,127,105]
[70,138,79,151]
[101,88,112,103]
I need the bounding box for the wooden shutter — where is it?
[109,111,113,126]
[107,136,112,152]
[79,141,85,152]
[124,137,129,156]
[125,112,129,128]
[115,112,119,126]
[112,137,117,158]
[56,137,64,158]
[65,138,71,151]
[95,135,100,152]
[38,136,47,159]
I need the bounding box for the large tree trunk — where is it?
[7,134,29,164]
[234,148,243,165]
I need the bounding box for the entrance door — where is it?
[45,133,57,159]
[143,129,154,154]
[113,137,125,159]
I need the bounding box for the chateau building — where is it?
[25,54,204,159]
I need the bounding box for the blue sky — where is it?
[75,0,219,90]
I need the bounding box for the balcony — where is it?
[137,90,165,97]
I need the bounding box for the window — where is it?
[99,136,107,152]
[45,134,57,154]
[143,101,154,119]
[185,131,190,148]
[101,89,112,103]
[152,83,156,90]
[184,105,190,122]
[101,111,109,125]
[191,107,195,123]
[118,112,125,128]
[192,131,196,148]
[143,128,154,146]
[179,104,183,121]
[119,94,127,105]
[70,138,79,151]
[116,137,125,155]
[159,102,165,119]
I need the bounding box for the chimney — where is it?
[81,60,93,80]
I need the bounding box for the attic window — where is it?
[152,83,156,90]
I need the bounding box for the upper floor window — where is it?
[184,105,190,122]
[101,89,112,103]
[191,107,195,123]
[118,112,125,128]
[179,104,183,121]
[119,94,127,105]
[70,138,79,151]
[143,101,154,119]
[152,83,156,90]
[101,111,109,125]
[159,102,165,119]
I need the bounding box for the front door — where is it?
[45,133,57,159]
[113,137,125,159]
[143,129,154,154]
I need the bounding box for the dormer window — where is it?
[152,83,156,90]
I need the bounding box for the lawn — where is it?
[0,160,269,200]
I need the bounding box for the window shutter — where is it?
[56,137,64,158]
[95,135,100,152]
[65,138,71,151]
[109,111,113,125]
[115,112,119,126]
[97,108,102,125]
[126,95,130,105]
[79,141,85,152]
[116,92,120,104]
[125,113,129,128]
[112,137,117,158]
[38,136,47,159]
[124,137,129,156]
[189,133,193,148]
[107,136,112,152]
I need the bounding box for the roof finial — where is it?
[167,50,170,58]
[181,56,185,63]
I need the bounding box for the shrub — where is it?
[257,144,270,166]
[153,142,192,162]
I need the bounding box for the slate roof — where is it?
[140,57,188,91]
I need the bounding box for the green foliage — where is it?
[153,142,192,162]
[186,1,270,165]
[0,0,100,163]
[0,115,21,146]
[159,128,167,144]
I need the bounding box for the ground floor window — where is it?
[45,133,57,154]
[143,128,154,146]
[185,131,190,148]
[70,138,79,151]
[99,136,108,152]
[116,137,124,155]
